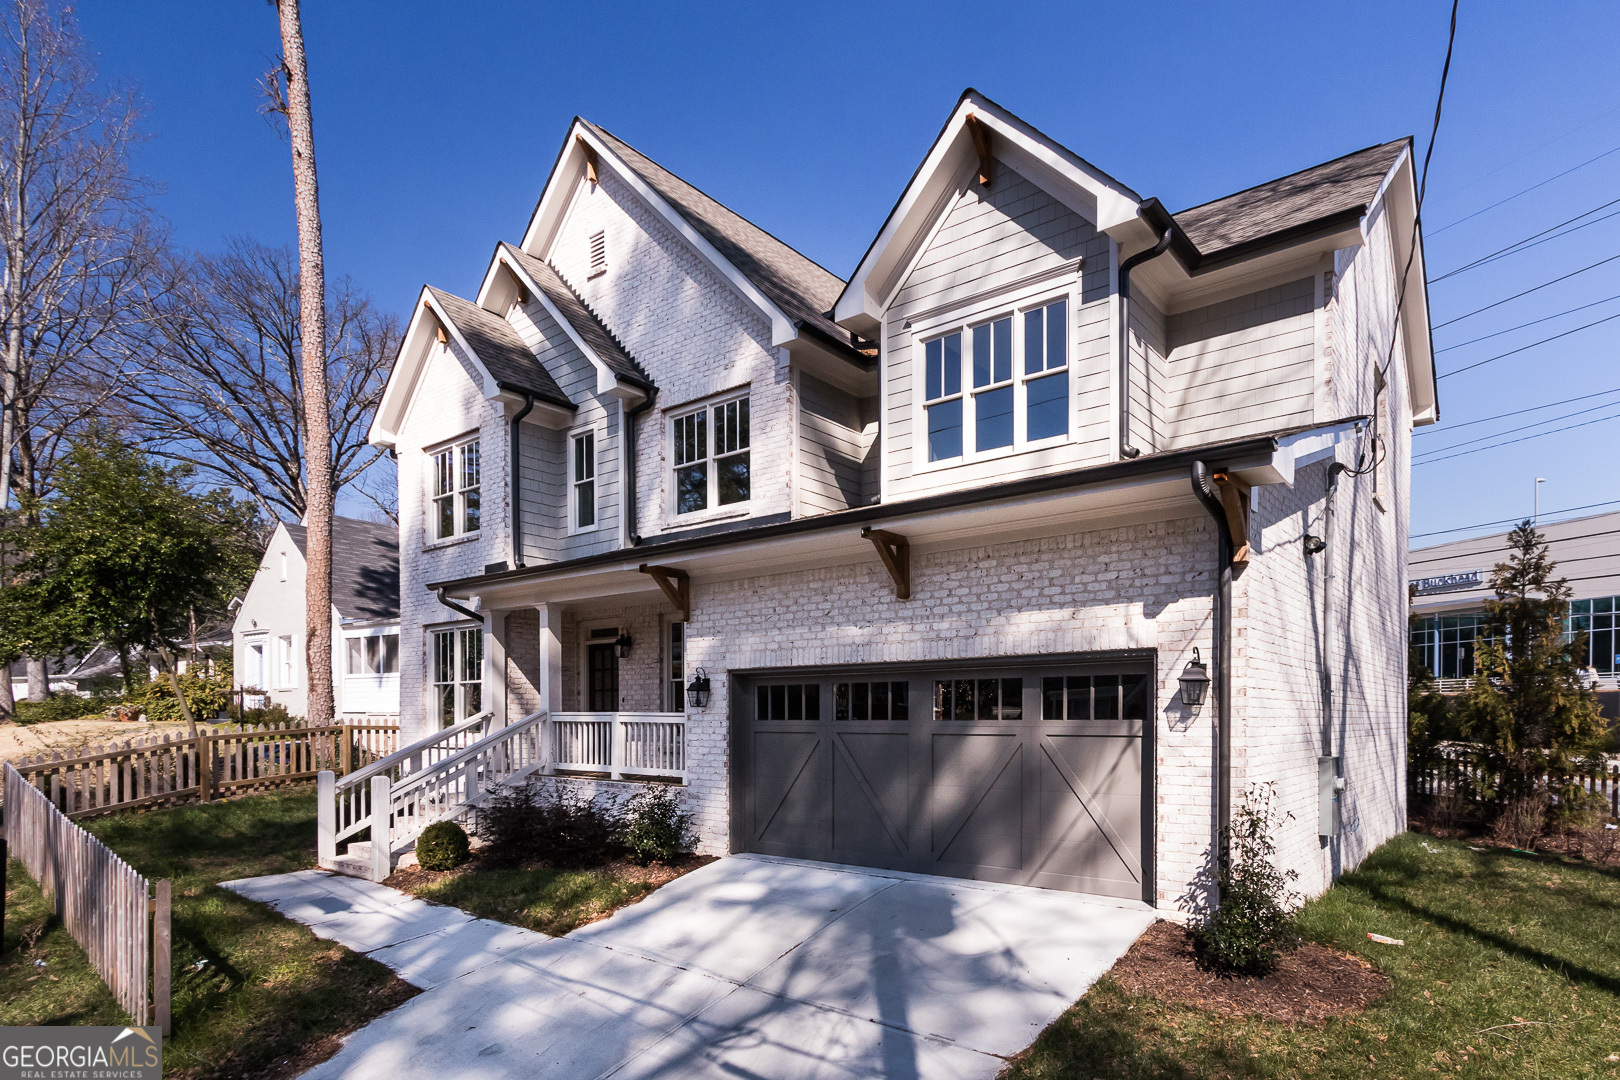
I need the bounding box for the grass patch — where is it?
[1004,831,1620,1079]
[3,789,416,1080]
[1,859,127,1026]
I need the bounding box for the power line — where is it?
[1412,531,1620,565]
[1414,385,1620,435]
[1436,308,1620,379]
[1435,291,1620,352]
[1434,102,1620,202]
[1429,198,1620,284]
[1411,505,1620,543]
[1414,398,1620,459]
[1412,409,1620,464]
[1432,253,1620,329]
[1428,141,1620,236]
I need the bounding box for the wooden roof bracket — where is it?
[1211,471,1251,565]
[638,564,690,622]
[965,113,993,187]
[579,137,600,185]
[861,527,911,600]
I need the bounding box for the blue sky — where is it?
[73,1,1620,541]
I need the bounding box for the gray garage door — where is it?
[732,660,1150,900]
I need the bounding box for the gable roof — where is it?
[425,287,574,409]
[498,243,652,388]
[1172,139,1410,261]
[578,121,856,351]
[283,517,400,621]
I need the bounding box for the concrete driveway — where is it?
[224,855,1154,1080]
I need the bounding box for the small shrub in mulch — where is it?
[622,785,695,865]
[478,777,624,868]
[415,820,470,870]
[1113,921,1386,1024]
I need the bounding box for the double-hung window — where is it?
[672,396,749,514]
[431,438,481,540]
[570,430,596,531]
[432,626,483,727]
[276,634,295,688]
[922,296,1070,463]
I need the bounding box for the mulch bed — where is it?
[385,851,715,893]
[1108,921,1387,1024]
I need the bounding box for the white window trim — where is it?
[430,622,483,727]
[910,276,1081,474]
[568,424,601,535]
[342,626,401,677]
[275,633,297,690]
[663,616,688,714]
[426,433,483,546]
[666,389,753,524]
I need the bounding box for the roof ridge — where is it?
[1174,137,1411,216]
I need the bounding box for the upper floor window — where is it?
[346,633,400,677]
[570,430,597,531]
[672,396,750,514]
[431,437,481,540]
[923,297,1069,464]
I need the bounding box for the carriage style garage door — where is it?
[733,660,1151,900]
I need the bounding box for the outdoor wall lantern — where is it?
[615,631,633,659]
[686,668,712,709]
[1179,649,1211,707]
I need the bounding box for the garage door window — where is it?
[934,677,1023,721]
[756,682,820,721]
[1042,673,1150,721]
[833,681,908,721]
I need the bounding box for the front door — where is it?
[587,642,619,711]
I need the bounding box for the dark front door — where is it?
[735,661,1150,900]
[587,643,619,711]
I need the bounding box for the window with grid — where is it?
[933,677,1024,721]
[1040,674,1148,720]
[346,634,400,676]
[1569,598,1620,674]
[922,295,1069,462]
[571,430,596,530]
[756,683,821,721]
[1411,614,1488,680]
[672,396,750,514]
[431,438,481,540]
[666,621,686,711]
[432,627,483,727]
[834,681,908,721]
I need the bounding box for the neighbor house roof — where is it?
[582,121,856,350]
[426,287,574,410]
[284,517,400,621]
[498,243,652,388]
[1172,139,1410,260]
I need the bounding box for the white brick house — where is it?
[367,90,1435,910]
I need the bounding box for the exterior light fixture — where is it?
[686,668,711,709]
[1179,649,1211,707]
[1303,534,1326,555]
[615,631,633,659]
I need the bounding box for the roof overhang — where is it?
[833,89,1144,338]
[519,121,801,348]
[432,421,1357,608]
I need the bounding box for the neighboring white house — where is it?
[232,516,401,720]
[367,89,1433,910]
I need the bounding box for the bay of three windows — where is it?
[925,297,1068,463]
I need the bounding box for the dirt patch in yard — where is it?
[0,717,197,766]
[1108,921,1387,1024]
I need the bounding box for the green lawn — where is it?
[1005,831,1620,1079]
[400,862,661,936]
[3,790,416,1080]
[1,859,127,1026]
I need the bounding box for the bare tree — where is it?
[124,239,399,524]
[266,0,334,727]
[0,0,157,710]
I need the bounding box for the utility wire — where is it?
[1414,398,1620,459]
[1432,253,1620,328]
[1429,198,1620,284]
[1437,308,1620,379]
[1428,141,1620,236]
[1434,103,1620,202]
[1414,385,1620,435]
[1435,291,1620,352]
[1413,511,1620,543]
[1413,409,1620,464]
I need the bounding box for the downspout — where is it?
[622,391,657,546]
[1320,461,1346,759]
[1191,460,1234,885]
[509,391,535,568]
[435,588,481,623]
[1117,221,1174,459]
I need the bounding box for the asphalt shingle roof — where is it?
[427,287,575,410]
[583,121,857,352]
[1173,139,1409,259]
[284,516,400,621]
[500,243,652,388]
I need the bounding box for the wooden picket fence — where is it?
[1413,753,1620,815]
[3,763,170,1032]
[8,721,400,819]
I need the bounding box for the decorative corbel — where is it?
[638,564,690,622]
[580,137,600,185]
[861,527,911,600]
[965,114,993,187]
[1211,471,1251,564]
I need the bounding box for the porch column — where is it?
[485,609,509,728]
[536,603,564,714]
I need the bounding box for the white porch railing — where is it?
[549,712,687,782]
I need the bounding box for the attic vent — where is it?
[588,230,607,277]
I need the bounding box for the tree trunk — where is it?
[0,665,13,721]
[25,656,46,700]
[275,0,334,727]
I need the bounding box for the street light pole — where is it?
[1534,477,1546,524]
